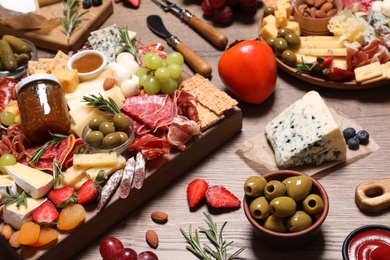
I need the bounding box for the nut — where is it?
[9,231,21,248]
[1,224,13,240]
[0,205,3,218]
[146,229,159,249]
[151,211,168,224]
[313,0,326,8]
[103,77,115,91]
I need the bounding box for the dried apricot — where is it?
[30,227,59,247]
[18,222,40,245]
[57,204,86,231]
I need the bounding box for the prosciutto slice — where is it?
[346,39,390,70]
[0,78,17,113]
[167,115,200,148]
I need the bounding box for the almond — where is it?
[1,224,13,240]
[103,77,115,90]
[146,229,159,249]
[9,231,21,248]
[151,211,168,224]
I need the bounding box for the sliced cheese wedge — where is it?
[295,48,347,57]
[86,154,126,179]
[73,152,118,168]
[0,174,17,197]
[4,197,47,229]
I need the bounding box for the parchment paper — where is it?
[237,106,381,176]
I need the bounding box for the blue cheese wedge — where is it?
[5,163,54,199]
[265,91,346,167]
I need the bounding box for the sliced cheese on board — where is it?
[73,152,118,168]
[86,154,126,179]
[295,48,347,57]
[60,166,87,187]
[299,40,345,49]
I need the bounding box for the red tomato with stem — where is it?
[218,40,277,104]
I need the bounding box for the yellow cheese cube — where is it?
[286,21,301,36]
[51,69,79,93]
[259,23,278,41]
[276,2,291,18]
[274,9,288,28]
[262,14,276,26]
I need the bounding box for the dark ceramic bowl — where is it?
[342,225,390,260]
[243,170,329,249]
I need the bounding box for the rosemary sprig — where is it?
[28,133,68,165]
[4,187,28,210]
[118,26,140,64]
[180,212,246,260]
[82,93,121,114]
[61,0,88,45]
[53,160,64,187]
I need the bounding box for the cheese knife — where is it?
[147,15,212,78]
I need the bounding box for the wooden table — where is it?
[2,1,390,259]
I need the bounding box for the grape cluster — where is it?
[201,0,258,24]
[99,237,158,260]
[136,52,184,95]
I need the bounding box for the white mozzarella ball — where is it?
[116,52,135,63]
[120,77,139,97]
[112,66,132,86]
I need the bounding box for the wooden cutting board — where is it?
[0,0,113,53]
[0,106,243,260]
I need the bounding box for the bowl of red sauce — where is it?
[67,50,107,82]
[342,225,390,260]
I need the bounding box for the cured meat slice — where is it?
[167,115,200,147]
[0,78,17,113]
[128,131,171,160]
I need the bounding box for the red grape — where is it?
[213,5,233,23]
[201,0,215,16]
[99,237,124,260]
[208,0,226,9]
[138,251,159,260]
[116,248,138,260]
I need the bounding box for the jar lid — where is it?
[18,74,61,93]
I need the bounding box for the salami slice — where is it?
[97,169,123,212]
[0,78,17,113]
[133,152,146,189]
[119,157,135,199]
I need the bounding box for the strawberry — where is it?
[77,171,106,205]
[187,179,208,208]
[205,185,241,208]
[48,186,77,208]
[32,200,59,226]
[325,67,355,82]
[317,56,334,68]
[126,0,140,7]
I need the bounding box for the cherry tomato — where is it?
[218,40,277,104]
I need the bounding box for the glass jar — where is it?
[17,74,71,144]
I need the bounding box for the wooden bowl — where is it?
[243,170,329,249]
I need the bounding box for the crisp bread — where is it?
[196,102,224,130]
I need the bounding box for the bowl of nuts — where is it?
[294,0,341,35]
[243,170,329,249]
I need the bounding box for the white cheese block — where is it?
[265,91,346,167]
[0,0,38,17]
[0,174,17,197]
[4,197,47,229]
[5,163,54,199]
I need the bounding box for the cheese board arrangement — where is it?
[0,23,243,259]
[258,0,390,89]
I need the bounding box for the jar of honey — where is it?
[17,74,71,144]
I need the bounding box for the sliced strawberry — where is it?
[32,200,59,226]
[126,0,140,7]
[77,172,105,205]
[48,186,77,208]
[205,185,240,208]
[325,67,355,81]
[187,179,208,208]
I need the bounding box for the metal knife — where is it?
[147,15,212,78]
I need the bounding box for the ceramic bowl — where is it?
[82,114,135,154]
[0,38,37,79]
[243,170,329,249]
[293,0,342,36]
[67,50,107,82]
[342,225,390,260]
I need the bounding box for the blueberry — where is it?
[82,0,92,8]
[342,127,356,142]
[92,0,102,6]
[347,136,360,150]
[356,130,369,145]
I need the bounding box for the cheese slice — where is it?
[299,40,345,49]
[73,152,118,168]
[86,154,126,179]
[295,48,347,57]
[5,163,54,199]
[4,197,47,229]
[0,174,17,197]
[265,91,346,167]
[0,0,38,17]
[60,166,87,187]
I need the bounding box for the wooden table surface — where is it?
[2,1,390,259]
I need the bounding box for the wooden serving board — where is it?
[0,0,113,53]
[0,106,243,260]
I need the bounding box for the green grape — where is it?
[139,74,149,87]
[173,75,182,84]
[167,63,182,79]
[143,75,161,94]
[155,67,170,83]
[148,54,163,70]
[160,78,178,95]
[136,67,150,78]
[0,153,17,174]
[142,52,155,67]
[0,111,15,126]
[166,51,184,66]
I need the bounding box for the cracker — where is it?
[37,58,54,71]
[181,74,238,116]
[52,50,70,70]
[196,103,224,130]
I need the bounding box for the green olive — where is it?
[89,116,105,130]
[281,50,297,67]
[302,194,324,215]
[270,196,296,218]
[85,130,104,148]
[249,196,271,220]
[286,176,313,202]
[99,121,115,136]
[282,176,296,188]
[274,38,288,54]
[244,176,267,197]
[113,113,131,131]
[264,6,275,17]
[284,33,301,49]
[102,132,122,149]
[264,180,286,201]
[117,131,129,143]
[277,28,293,38]
[287,211,312,232]
[262,215,288,233]
[266,38,277,52]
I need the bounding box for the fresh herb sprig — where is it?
[4,187,28,210]
[180,212,246,260]
[28,133,68,165]
[118,27,140,64]
[61,0,88,45]
[53,160,64,187]
[82,93,121,114]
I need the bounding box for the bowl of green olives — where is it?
[82,113,135,154]
[243,170,329,249]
